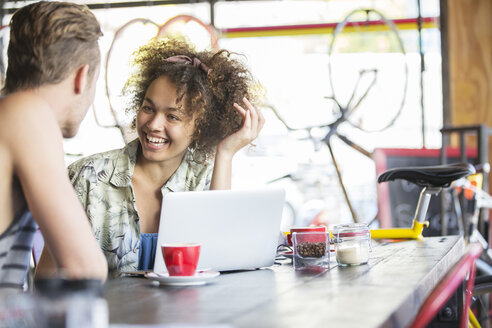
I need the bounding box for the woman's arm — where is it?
[210,97,265,190]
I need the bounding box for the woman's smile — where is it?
[144,133,169,150]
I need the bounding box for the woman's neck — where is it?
[133,153,184,188]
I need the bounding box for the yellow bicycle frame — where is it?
[370,220,429,240]
[370,185,440,240]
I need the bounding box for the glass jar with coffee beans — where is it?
[292,231,330,271]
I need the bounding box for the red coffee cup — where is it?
[286,226,327,246]
[161,243,201,276]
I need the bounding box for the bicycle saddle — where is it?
[377,163,476,187]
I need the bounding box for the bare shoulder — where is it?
[0,92,54,126]
[0,92,61,155]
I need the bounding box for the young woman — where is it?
[36,37,264,276]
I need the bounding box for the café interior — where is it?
[0,0,491,327]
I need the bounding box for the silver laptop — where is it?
[153,188,285,272]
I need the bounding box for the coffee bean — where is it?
[296,242,326,258]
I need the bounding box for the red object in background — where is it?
[409,243,482,328]
[373,147,478,229]
[309,209,330,227]
[286,226,327,246]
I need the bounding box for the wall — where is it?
[442,0,492,190]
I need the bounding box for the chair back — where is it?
[410,242,482,328]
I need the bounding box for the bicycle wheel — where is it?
[0,25,9,88]
[328,8,408,133]
[104,18,160,143]
[157,15,219,51]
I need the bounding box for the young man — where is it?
[0,1,108,288]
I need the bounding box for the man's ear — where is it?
[73,64,89,95]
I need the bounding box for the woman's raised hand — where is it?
[216,97,265,158]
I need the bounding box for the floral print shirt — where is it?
[68,139,213,276]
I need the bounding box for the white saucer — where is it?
[145,271,220,286]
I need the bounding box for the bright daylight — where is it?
[0,0,491,327]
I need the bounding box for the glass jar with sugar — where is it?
[333,223,371,266]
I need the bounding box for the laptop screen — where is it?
[153,188,286,272]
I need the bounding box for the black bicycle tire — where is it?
[473,275,492,295]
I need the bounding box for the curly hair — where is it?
[123,37,259,160]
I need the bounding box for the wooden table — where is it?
[105,235,465,327]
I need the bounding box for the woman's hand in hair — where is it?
[216,97,265,158]
[210,97,265,190]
